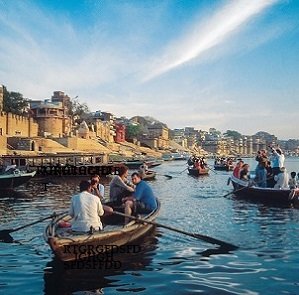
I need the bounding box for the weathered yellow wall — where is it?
[0,112,6,135]
[0,112,38,137]
[0,135,7,155]
[94,120,112,142]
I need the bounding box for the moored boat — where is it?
[171,153,189,161]
[162,154,174,161]
[188,167,209,176]
[0,169,36,189]
[44,201,161,262]
[124,159,162,169]
[141,170,156,181]
[229,175,299,206]
[123,160,143,169]
[214,163,234,171]
[145,160,163,168]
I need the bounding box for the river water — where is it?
[0,158,299,295]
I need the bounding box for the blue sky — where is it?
[1,0,299,139]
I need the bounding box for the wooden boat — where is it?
[0,170,36,189]
[145,160,162,168]
[124,159,162,169]
[230,175,299,206]
[171,153,189,161]
[123,160,143,169]
[188,167,209,176]
[162,154,174,161]
[44,201,161,262]
[141,170,156,181]
[214,164,234,171]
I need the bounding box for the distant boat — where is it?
[123,160,144,169]
[141,170,156,181]
[188,167,209,176]
[214,163,234,171]
[0,169,36,189]
[162,154,174,161]
[171,153,189,161]
[214,158,235,171]
[145,159,163,168]
[123,159,162,169]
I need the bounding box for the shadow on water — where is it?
[0,189,31,199]
[44,229,160,295]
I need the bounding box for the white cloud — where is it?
[143,0,278,81]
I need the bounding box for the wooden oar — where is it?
[0,211,67,243]
[113,211,238,250]
[179,167,188,174]
[205,164,218,174]
[156,173,173,179]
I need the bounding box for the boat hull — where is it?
[188,167,209,176]
[44,201,160,262]
[142,171,156,181]
[0,171,36,189]
[230,175,299,206]
[214,165,234,171]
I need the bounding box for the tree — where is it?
[68,98,90,117]
[223,130,242,140]
[3,86,29,115]
[126,124,142,140]
[67,98,90,124]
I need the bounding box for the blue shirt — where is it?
[134,180,157,211]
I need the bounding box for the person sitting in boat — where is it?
[109,165,135,206]
[265,161,275,188]
[255,151,267,188]
[194,159,200,169]
[90,174,105,202]
[233,160,244,178]
[274,167,289,189]
[69,180,113,233]
[200,157,207,169]
[288,172,297,189]
[239,164,250,181]
[4,164,17,174]
[122,172,157,224]
[187,156,194,166]
[138,163,149,179]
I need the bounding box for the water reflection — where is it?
[44,230,159,295]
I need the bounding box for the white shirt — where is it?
[271,151,285,168]
[274,171,289,189]
[69,191,104,232]
[98,183,105,199]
